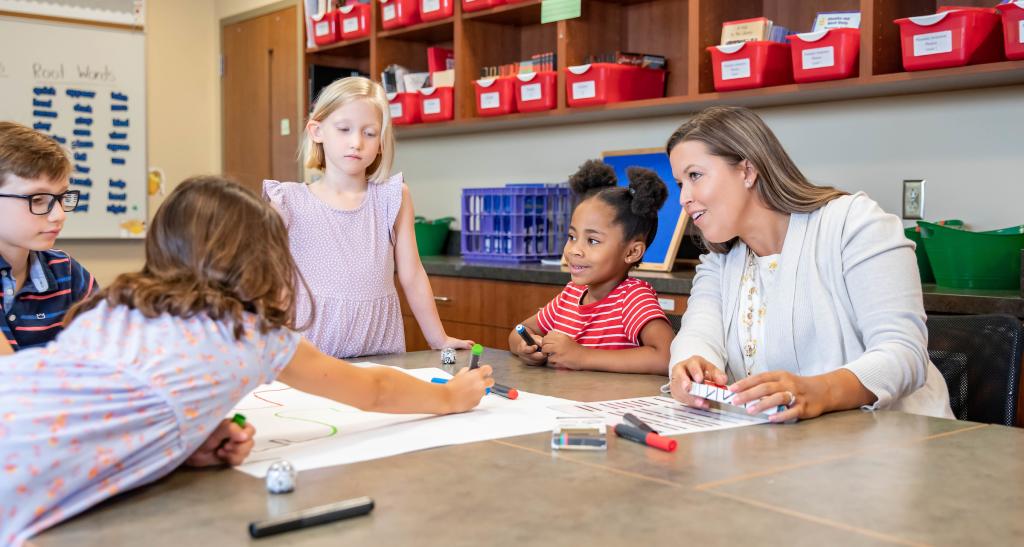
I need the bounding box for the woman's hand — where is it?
[185,419,256,467]
[669,356,729,409]
[729,371,830,423]
[444,365,494,413]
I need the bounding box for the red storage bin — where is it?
[462,0,505,13]
[514,71,557,113]
[419,87,454,122]
[388,92,421,125]
[310,9,340,46]
[565,63,666,107]
[474,77,517,116]
[787,28,860,83]
[380,0,420,30]
[338,4,370,41]
[707,41,793,92]
[894,8,1004,71]
[421,0,453,22]
[996,1,1024,61]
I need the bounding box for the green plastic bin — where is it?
[904,219,962,283]
[917,220,1024,290]
[414,216,454,256]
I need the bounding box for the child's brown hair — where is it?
[68,176,311,339]
[0,121,71,188]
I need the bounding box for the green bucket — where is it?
[414,216,454,256]
[917,220,1024,290]
[904,219,962,283]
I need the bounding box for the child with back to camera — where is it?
[508,161,675,374]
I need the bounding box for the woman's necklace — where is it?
[740,248,778,377]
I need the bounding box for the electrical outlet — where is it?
[902,179,925,220]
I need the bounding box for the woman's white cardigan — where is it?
[670,192,954,418]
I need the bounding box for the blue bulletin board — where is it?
[601,148,686,271]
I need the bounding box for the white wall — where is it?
[397,84,1024,231]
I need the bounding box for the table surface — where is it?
[34,349,1024,546]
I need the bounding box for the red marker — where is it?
[492,383,518,400]
[614,423,677,452]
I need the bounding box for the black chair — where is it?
[926,314,1023,426]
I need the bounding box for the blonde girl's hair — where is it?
[302,76,395,183]
[665,105,847,254]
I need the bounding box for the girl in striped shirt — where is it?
[509,161,674,374]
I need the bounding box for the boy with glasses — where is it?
[0,122,96,353]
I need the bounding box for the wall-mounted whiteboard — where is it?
[0,15,147,238]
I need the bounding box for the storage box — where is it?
[514,71,557,113]
[421,0,453,22]
[918,221,1024,290]
[310,9,340,46]
[894,8,1004,71]
[787,28,860,83]
[338,4,370,40]
[565,63,666,107]
[388,92,421,125]
[461,184,572,263]
[996,1,1024,61]
[380,0,420,30]
[474,77,517,116]
[708,41,793,91]
[419,86,454,122]
[462,0,505,13]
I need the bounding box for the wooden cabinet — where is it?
[305,0,1024,138]
[398,275,687,351]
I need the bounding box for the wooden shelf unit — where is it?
[304,0,1024,138]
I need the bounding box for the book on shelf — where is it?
[479,52,556,79]
[811,11,861,32]
[584,51,666,70]
[721,16,792,44]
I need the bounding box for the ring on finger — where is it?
[784,391,796,407]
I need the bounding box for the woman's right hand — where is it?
[445,365,494,413]
[512,332,547,366]
[669,356,728,409]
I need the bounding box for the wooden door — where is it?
[222,6,299,194]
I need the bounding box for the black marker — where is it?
[515,324,538,349]
[469,343,483,370]
[622,412,657,434]
[248,496,374,538]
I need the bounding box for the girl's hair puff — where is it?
[302,76,394,183]
[568,160,668,253]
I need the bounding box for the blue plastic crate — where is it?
[461,183,572,263]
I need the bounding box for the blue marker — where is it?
[430,377,490,394]
[515,324,538,349]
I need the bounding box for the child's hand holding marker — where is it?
[185,413,255,467]
[444,365,495,413]
[512,324,546,366]
[540,331,585,370]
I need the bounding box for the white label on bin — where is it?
[572,80,596,100]
[315,21,330,36]
[480,91,500,109]
[423,0,440,12]
[520,83,542,101]
[802,46,836,69]
[721,58,751,80]
[913,30,953,57]
[383,4,396,20]
[1019,20,1024,44]
[343,16,360,33]
[389,103,403,119]
[423,98,441,115]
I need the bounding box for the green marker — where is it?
[469,344,483,370]
[232,413,247,427]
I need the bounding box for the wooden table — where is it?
[34,349,1024,546]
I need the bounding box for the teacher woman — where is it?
[666,106,953,422]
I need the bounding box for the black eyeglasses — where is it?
[0,190,81,215]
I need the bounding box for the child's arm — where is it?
[508,314,547,366]
[0,336,12,355]
[392,183,472,350]
[184,418,256,467]
[277,338,493,414]
[542,318,674,374]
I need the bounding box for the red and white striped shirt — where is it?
[536,277,668,349]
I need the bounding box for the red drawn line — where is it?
[234,387,292,410]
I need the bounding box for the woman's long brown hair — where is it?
[67,176,311,339]
[666,106,847,254]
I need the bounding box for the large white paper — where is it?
[549,396,768,436]
[233,364,576,477]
